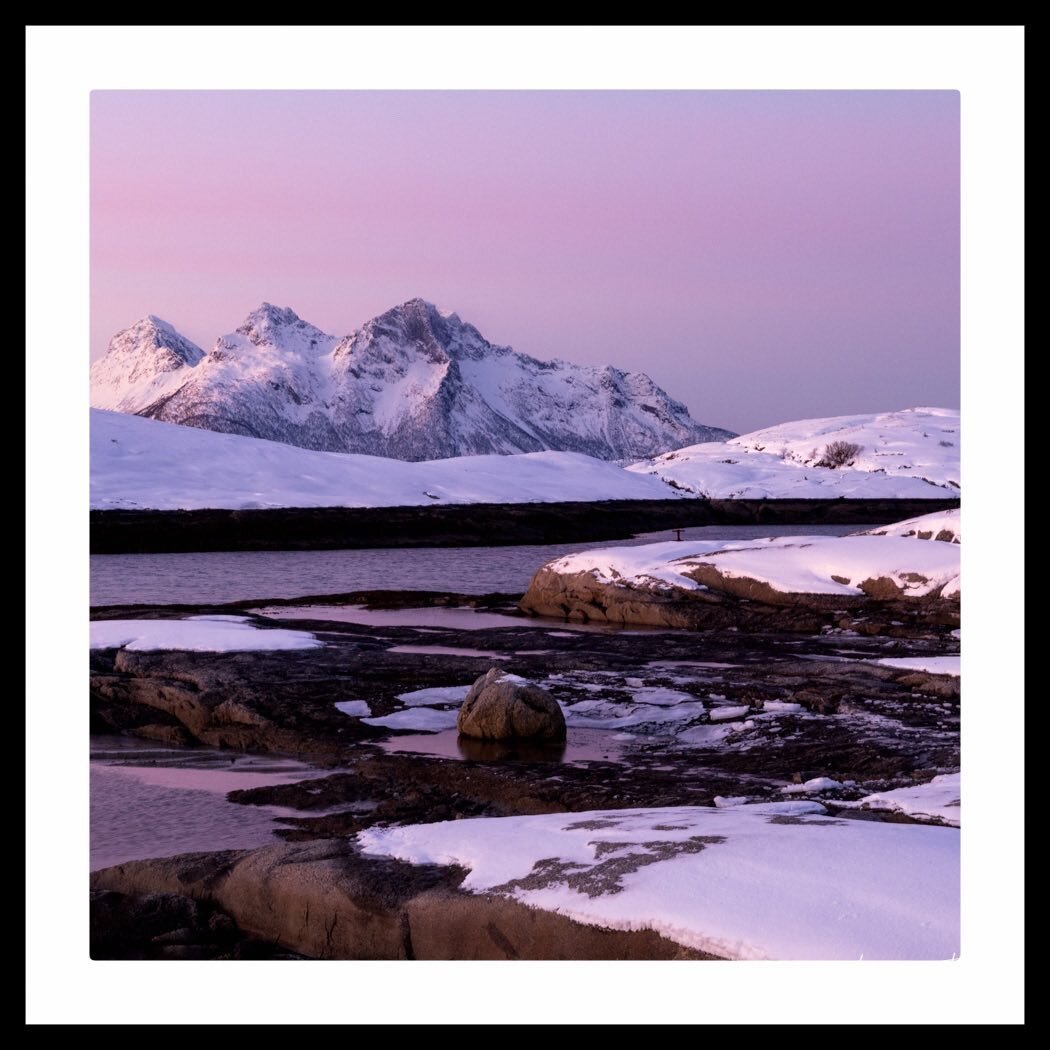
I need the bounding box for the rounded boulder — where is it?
[456,667,566,741]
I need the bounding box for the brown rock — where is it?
[457,668,566,740]
[91,843,713,960]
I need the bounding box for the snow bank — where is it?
[628,407,960,497]
[359,804,959,959]
[548,533,961,599]
[855,773,960,827]
[90,618,322,652]
[860,508,960,543]
[91,409,679,511]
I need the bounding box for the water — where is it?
[380,727,629,764]
[252,605,525,630]
[255,603,682,634]
[90,737,333,871]
[91,524,865,606]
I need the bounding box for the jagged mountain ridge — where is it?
[90,298,734,460]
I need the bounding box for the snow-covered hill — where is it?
[627,408,960,498]
[90,299,733,461]
[90,409,682,511]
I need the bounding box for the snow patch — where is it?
[90,618,322,652]
[334,700,371,717]
[878,656,960,677]
[358,804,959,959]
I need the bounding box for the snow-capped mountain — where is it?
[89,316,205,413]
[90,299,734,460]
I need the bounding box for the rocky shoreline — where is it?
[90,586,959,959]
[520,565,959,633]
[90,497,959,554]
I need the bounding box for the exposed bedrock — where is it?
[90,844,712,960]
[519,567,959,633]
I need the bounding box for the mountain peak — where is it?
[231,303,335,355]
[238,302,303,333]
[90,316,205,412]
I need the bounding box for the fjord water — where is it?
[90,524,863,606]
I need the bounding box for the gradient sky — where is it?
[91,91,958,433]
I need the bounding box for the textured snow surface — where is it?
[90,618,322,652]
[548,532,961,598]
[90,299,732,461]
[91,409,680,510]
[628,407,959,496]
[358,804,959,959]
[860,508,960,542]
[855,773,961,827]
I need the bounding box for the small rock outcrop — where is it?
[457,668,566,740]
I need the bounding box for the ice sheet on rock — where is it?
[675,724,738,746]
[562,698,707,730]
[628,687,700,707]
[708,705,750,722]
[362,708,460,732]
[334,700,371,717]
[358,803,959,960]
[857,773,960,827]
[877,656,960,677]
[90,618,322,652]
[781,777,843,794]
[395,685,472,708]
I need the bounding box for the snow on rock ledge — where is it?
[358,803,959,960]
[521,531,960,629]
[854,773,961,827]
[859,508,960,543]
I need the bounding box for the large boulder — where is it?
[457,668,566,741]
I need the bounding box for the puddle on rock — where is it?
[379,727,629,764]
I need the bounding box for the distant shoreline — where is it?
[90,497,961,555]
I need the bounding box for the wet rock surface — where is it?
[90,844,713,960]
[89,888,300,960]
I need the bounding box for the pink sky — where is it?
[91,91,958,433]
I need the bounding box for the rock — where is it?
[792,688,842,715]
[520,563,958,634]
[91,843,711,960]
[457,668,566,741]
